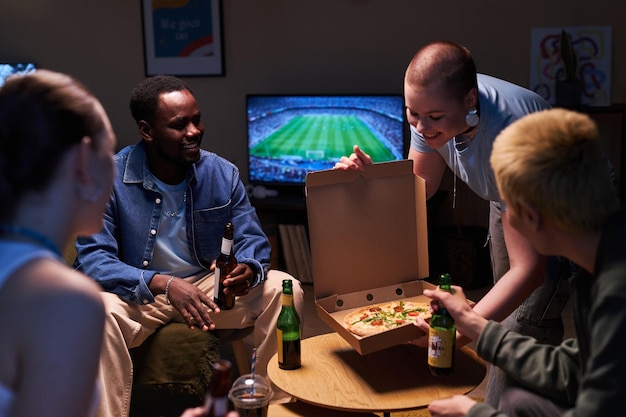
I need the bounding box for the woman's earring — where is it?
[465,108,479,127]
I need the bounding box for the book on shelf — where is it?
[293,224,313,284]
[278,224,297,280]
[278,224,313,284]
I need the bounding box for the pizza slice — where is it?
[344,300,431,337]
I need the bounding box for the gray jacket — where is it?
[469,207,626,417]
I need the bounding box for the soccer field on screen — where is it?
[249,114,396,162]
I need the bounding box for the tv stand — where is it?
[250,194,306,211]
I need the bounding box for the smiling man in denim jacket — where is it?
[75,75,303,417]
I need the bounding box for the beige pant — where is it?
[95,270,303,417]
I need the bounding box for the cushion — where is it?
[129,323,221,417]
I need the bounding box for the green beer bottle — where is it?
[428,273,455,376]
[277,279,301,370]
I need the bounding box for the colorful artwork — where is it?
[530,26,612,106]
[142,0,223,76]
[151,0,214,58]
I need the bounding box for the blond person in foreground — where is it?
[414,108,623,416]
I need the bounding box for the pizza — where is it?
[344,300,431,337]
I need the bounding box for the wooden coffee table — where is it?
[267,332,486,415]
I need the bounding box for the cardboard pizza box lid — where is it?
[306,159,429,300]
[305,160,430,354]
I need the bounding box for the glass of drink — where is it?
[228,374,273,417]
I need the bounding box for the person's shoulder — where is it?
[597,207,626,273]
[478,73,550,110]
[112,144,137,168]
[197,149,239,172]
[113,143,147,183]
[114,143,141,160]
[1,259,104,351]
[19,260,104,319]
[597,207,626,247]
[477,73,510,85]
[9,260,105,367]
[478,74,535,94]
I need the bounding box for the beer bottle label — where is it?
[221,238,233,255]
[277,329,284,362]
[214,268,221,293]
[282,293,293,307]
[428,328,454,368]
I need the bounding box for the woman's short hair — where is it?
[405,41,478,102]
[490,108,619,233]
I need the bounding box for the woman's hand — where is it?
[333,145,373,170]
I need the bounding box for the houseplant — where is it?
[555,29,583,107]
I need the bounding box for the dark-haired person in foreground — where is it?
[416,108,624,416]
[75,75,303,417]
[0,70,115,417]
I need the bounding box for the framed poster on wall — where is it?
[530,26,611,106]
[141,0,224,76]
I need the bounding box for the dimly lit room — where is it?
[1,1,625,416]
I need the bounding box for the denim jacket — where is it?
[75,142,270,305]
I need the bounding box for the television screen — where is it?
[0,63,37,87]
[247,94,406,187]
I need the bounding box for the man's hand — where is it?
[428,395,477,416]
[210,261,254,297]
[222,263,254,297]
[333,145,373,171]
[411,318,470,348]
[409,317,430,348]
[409,286,459,348]
[410,287,473,348]
[420,285,488,342]
[164,277,219,331]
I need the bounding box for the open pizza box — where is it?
[305,159,434,355]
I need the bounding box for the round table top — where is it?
[267,332,486,414]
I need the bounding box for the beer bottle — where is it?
[428,273,455,376]
[214,222,237,310]
[277,279,301,370]
[204,359,232,417]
